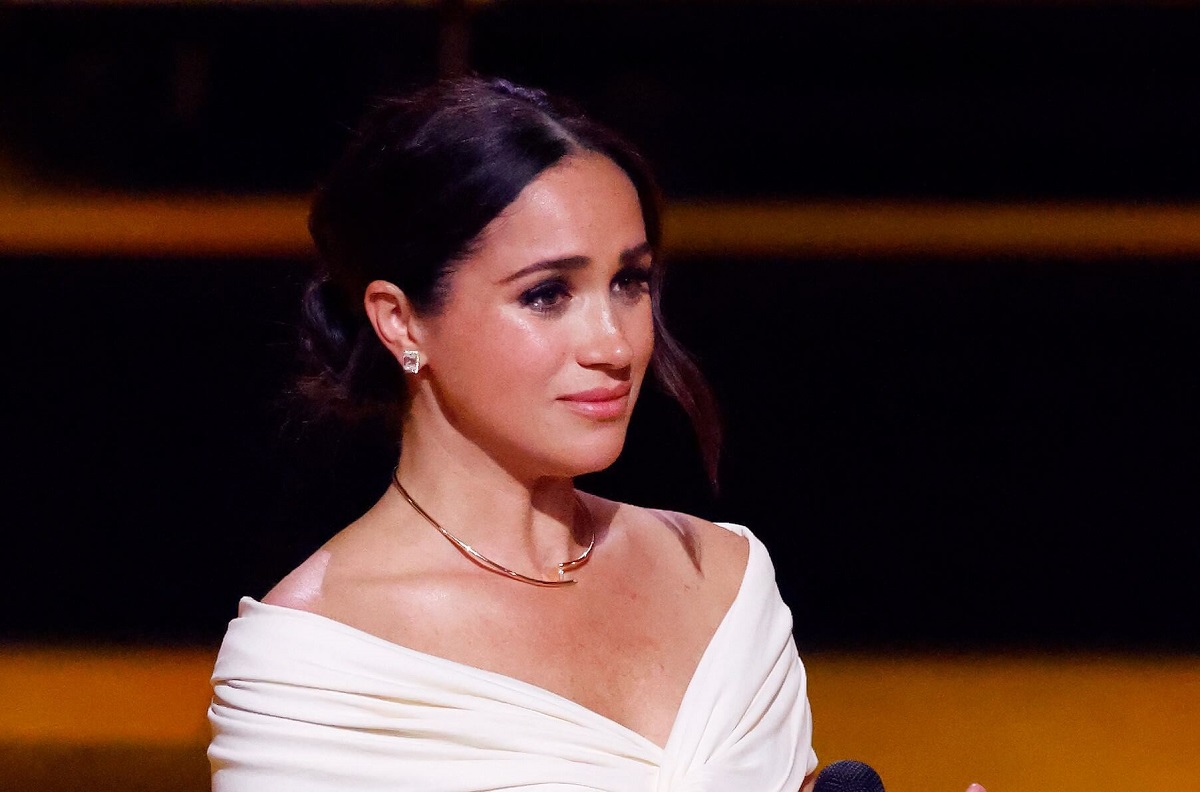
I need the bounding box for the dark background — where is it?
[1,1,1197,653]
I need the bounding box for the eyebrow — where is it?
[499,241,654,284]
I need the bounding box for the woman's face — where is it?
[411,152,656,479]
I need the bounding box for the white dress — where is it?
[208,523,818,791]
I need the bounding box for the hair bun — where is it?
[300,275,359,374]
[487,77,551,107]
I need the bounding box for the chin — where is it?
[550,434,628,479]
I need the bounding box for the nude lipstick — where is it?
[559,384,632,420]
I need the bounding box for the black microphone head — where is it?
[812,759,885,792]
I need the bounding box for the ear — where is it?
[363,280,426,367]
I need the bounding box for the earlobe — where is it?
[363,280,423,368]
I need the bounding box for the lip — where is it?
[559,384,633,420]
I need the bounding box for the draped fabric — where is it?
[208,523,817,791]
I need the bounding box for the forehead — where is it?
[469,152,648,267]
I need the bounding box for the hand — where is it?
[967,785,987,792]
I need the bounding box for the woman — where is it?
[208,75,818,791]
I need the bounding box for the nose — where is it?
[576,296,633,370]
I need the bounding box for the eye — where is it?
[612,266,652,300]
[519,277,571,313]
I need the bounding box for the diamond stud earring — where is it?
[401,350,421,374]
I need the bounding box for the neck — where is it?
[391,468,594,587]
[391,421,588,573]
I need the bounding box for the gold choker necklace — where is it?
[390,469,595,587]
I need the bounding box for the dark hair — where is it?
[300,75,721,485]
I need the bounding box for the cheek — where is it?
[629,304,656,367]
[450,312,563,392]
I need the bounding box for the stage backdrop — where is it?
[1,1,1197,652]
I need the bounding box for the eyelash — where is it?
[614,266,653,298]
[518,266,653,314]
[519,278,571,312]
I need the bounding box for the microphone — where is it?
[812,759,885,792]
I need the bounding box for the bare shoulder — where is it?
[583,492,749,592]
[261,547,334,611]
[649,507,750,589]
[259,500,421,615]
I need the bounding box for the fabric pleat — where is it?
[208,523,817,791]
